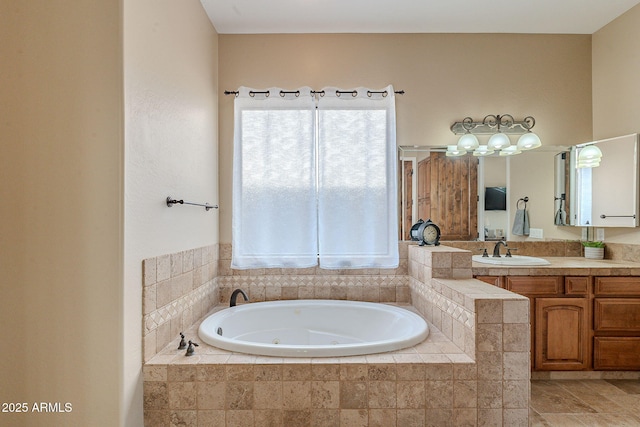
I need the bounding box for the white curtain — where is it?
[231,87,318,269]
[317,86,398,269]
[231,85,398,269]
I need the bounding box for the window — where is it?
[232,86,398,269]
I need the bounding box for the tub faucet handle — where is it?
[178,332,187,350]
[185,340,199,356]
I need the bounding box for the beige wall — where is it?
[0,0,217,425]
[124,0,218,425]
[0,1,123,426]
[592,4,640,244]
[218,33,592,243]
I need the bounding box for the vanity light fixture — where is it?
[445,145,467,157]
[472,145,494,156]
[499,145,522,156]
[577,144,603,168]
[450,114,540,156]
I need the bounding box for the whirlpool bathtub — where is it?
[198,299,429,357]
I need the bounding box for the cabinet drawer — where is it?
[475,276,503,288]
[594,298,640,332]
[565,276,589,296]
[595,277,640,296]
[506,276,563,295]
[594,337,640,370]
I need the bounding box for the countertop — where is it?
[471,256,640,276]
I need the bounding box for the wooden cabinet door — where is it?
[417,157,430,223]
[401,160,414,240]
[535,298,590,370]
[428,152,478,240]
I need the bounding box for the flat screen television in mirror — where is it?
[485,186,507,211]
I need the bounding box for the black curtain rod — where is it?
[224,89,405,97]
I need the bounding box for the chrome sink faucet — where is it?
[492,240,508,257]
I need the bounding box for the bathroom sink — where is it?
[472,255,551,266]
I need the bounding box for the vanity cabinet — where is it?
[474,273,640,371]
[476,275,592,371]
[593,277,640,370]
[505,276,591,371]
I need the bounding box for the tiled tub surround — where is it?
[143,245,220,362]
[215,242,409,305]
[408,245,531,425]
[144,309,477,427]
[217,275,411,307]
[143,245,531,426]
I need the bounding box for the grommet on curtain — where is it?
[279,90,300,97]
[249,90,270,98]
[367,90,389,97]
[336,90,357,97]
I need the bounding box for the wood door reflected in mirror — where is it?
[400,148,478,241]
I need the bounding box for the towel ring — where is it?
[517,196,529,210]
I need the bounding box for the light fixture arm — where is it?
[482,114,514,132]
[522,116,536,131]
[451,114,537,135]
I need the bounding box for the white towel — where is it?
[512,208,530,236]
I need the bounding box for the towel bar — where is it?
[166,196,218,211]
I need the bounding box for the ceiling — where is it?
[201,0,640,35]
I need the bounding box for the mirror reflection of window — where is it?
[576,164,593,226]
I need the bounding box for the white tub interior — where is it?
[198,299,429,357]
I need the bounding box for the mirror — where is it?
[399,146,507,241]
[399,145,571,241]
[566,133,639,227]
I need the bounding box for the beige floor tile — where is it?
[531,380,640,427]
